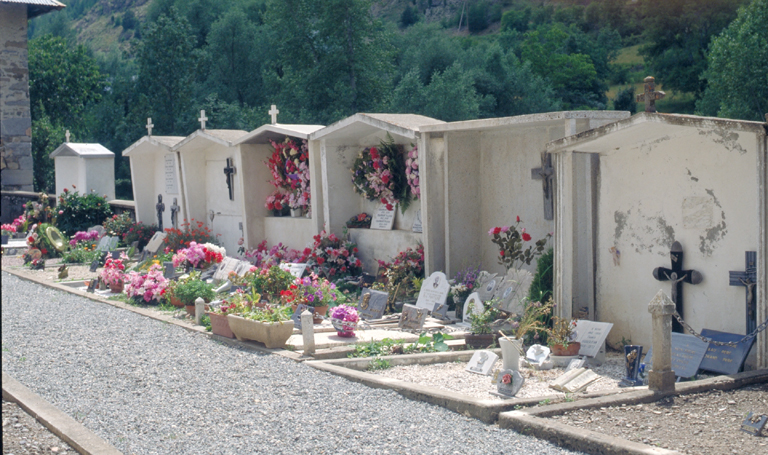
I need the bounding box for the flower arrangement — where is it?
[1,223,16,236]
[125,264,169,303]
[450,265,480,313]
[280,274,338,308]
[103,213,134,240]
[547,315,578,349]
[27,258,45,270]
[25,192,55,226]
[100,256,126,287]
[376,243,425,312]
[350,136,415,213]
[345,212,372,229]
[249,265,296,302]
[330,304,359,337]
[163,219,217,251]
[24,223,56,257]
[240,240,309,269]
[404,144,420,198]
[264,137,311,212]
[507,298,554,344]
[308,230,362,280]
[488,217,551,271]
[69,230,100,247]
[122,221,158,250]
[5,214,27,234]
[171,241,225,269]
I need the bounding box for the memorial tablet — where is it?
[698,329,756,375]
[466,350,498,376]
[357,288,388,320]
[475,273,499,302]
[412,209,422,233]
[144,232,167,254]
[462,293,483,324]
[213,257,240,282]
[415,272,450,312]
[572,320,613,357]
[370,204,396,230]
[644,332,709,379]
[399,304,428,330]
[279,263,308,278]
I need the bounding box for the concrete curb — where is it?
[2,372,123,455]
[497,369,768,455]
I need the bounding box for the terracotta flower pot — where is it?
[207,312,234,338]
[226,314,294,348]
[550,341,581,356]
[169,295,184,308]
[313,305,328,324]
[185,303,210,316]
[109,281,124,293]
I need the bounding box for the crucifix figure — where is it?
[223,158,236,200]
[269,104,279,124]
[653,241,703,333]
[198,110,208,130]
[530,152,554,220]
[170,197,180,230]
[146,118,154,136]
[65,130,70,142]
[729,251,757,334]
[636,76,666,113]
[155,194,165,231]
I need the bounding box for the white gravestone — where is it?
[462,292,484,325]
[144,232,167,254]
[370,203,396,230]
[572,320,613,358]
[415,272,450,312]
[494,369,525,397]
[494,268,534,314]
[466,350,498,376]
[213,257,240,282]
[95,236,112,252]
[164,153,178,194]
[475,272,499,302]
[279,263,308,278]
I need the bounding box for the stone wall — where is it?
[0,4,34,192]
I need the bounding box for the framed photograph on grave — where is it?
[357,288,388,320]
[475,272,499,302]
[370,203,396,230]
[399,304,428,330]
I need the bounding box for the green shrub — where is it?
[174,279,216,306]
[528,248,553,304]
[56,187,112,235]
[250,266,296,303]
[61,244,99,263]
[103,213,135,241]
[123,222,159,250]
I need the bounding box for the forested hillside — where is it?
[26,0,767,198]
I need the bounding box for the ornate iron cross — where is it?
[530,152,554,220]
[729,251,757,334]
[223,158,236,200]
[636,76,666,113]
[653,241,703,333]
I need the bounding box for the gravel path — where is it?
[1,272,584,455]
[3,400,76,455]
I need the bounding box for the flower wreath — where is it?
[350,135,417,213]
[264,137,311,212]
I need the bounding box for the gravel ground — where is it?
[555,383,768,454]
[3,400,75,455]
[1,272,584,455]
[1,255,103,283]
[372,354,627,401]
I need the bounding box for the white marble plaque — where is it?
[370,204,396,230]
[213,257,240,282]
[494,269,533,314]
[164,153,178,194]
[476,275,499,302]
[466,350,498,376]
[279,263,308,278]
[573,320,614,358]
[415,272,450,312]
[462,292,484,324]
[412,209,422,233]
[144,232,167,254]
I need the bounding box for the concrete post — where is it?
[301,310,315,357]
[195,297,205,325]
[647,290,676,393]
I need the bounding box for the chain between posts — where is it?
[672,312,768,347]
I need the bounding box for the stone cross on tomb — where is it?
[65,130,70,142]
[530,152,554,220]
[198,110,208,130]
[146,118,154,136]
[269,104,279,124]
[223,157,236,200]
[730,251,757,334]
[170,197,180,230]
[653,241,702,333]
[636,76,666,113]
[156,194,165,231]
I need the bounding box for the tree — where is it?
[136,8,196,134]
[400,5,419,28]
[30,106,65,192]
[390,63,481,122]
[613,86,637,114]
[696,0,768,121]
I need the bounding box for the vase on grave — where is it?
[290,207,304,218]
[499,337,522,371]
[331,317,357,337]
[550,341,580,356]
[207,312,235,338]
[272,207,291,217]
[109,280,124,294]
[1,234,8,245]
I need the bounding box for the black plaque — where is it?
[699,329,756,375]
[357,289,388,320]
[89,260,100,272]
[110,251,120,259]
[86,279,97,293]
[741,412,767,436]
[643,333,709,378]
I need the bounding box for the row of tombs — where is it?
[51,109,768,368]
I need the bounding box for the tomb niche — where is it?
[233,117,324,252]
[50,132,116,200]
[309,113,445,274]
[122,118,186,230]
[548,112,768,369]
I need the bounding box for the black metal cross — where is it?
[636,76,666,113]
[729,251,757,334]
[653,241,703,333]
[530,152,554,220]
[223,158,236,200]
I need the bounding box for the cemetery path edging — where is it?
[2,372,123,455]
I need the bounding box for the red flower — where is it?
[41,248,48,255]
[370,147,379,159]
[372,161,380,170]
[502,374,512,384]
[492,227,502,235]
[317,257,325,265]
[381,173,390,184]
[522,233,532,241]
[516,216,520,222]
[500,251,505,256]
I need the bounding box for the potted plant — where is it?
[547,316,580,356]
[207,293,253,339]
[330,305,359,337]
[101,256,126,293]
[227,305,294,348]
[250,265,295,302]
[1,223,16,244]
[124,264,168,304]
[466,299,501,349]
[281,274,338,323]
[173,276,216,316]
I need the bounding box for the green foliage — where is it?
[415,332,453,352]
[30,107,64,193]
[467,1,489,33]
[468,299,501,335]
[56,188,112,235]
[250,265,295,302]
[527,248,553,304]
[200,314,212,331]
[613,86,637,113]
[102,213,135,241]
[501,7,531,32]
[61,244,99,264]
[697,0,768,121]
[400,5,419,28]
[243,305,293,322]
[122,222,159,251]
[368,358,392,371]
[174,278,216,306]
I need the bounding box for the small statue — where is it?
[170,197,180,230]
[57,264,68,280]
[156,194,165,231]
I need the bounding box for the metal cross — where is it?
[146,118,154,136]
[269,105,279,124]
[198,110,208,130]
[653,241,703,333]
[65,130,70,142]
[729,251,757,334]
[223,157,236,200]
[636,76,666,113]
[530,152,554,220]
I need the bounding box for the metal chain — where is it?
[672,312,768,347]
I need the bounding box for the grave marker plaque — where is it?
[698,329,756,375]
[412,209,422,233]
[280,263,308,278]
[462,293,483,324]
[466,350,498,375]
[164,153,179,194]
[213,257,240,282]
[741,412,768,436]
[95,236,111,252]
[620,345,644,387]
[644,332,709,379]
[475,273,499,302]
[494,269,533,314]
[163,262,175,279]
[415,272,450,312]
[357,288,388,320]
[399,304,428,330]
[144,232,167,254]
[370,204,396,230]
[110,251,120,260]
[291,304,314,331]
[431,302,449,320]
[89,260,100,272]
[86,279,97,293]
[234,260,253,277]
[494,369,525,397]
[572,320,613,358]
